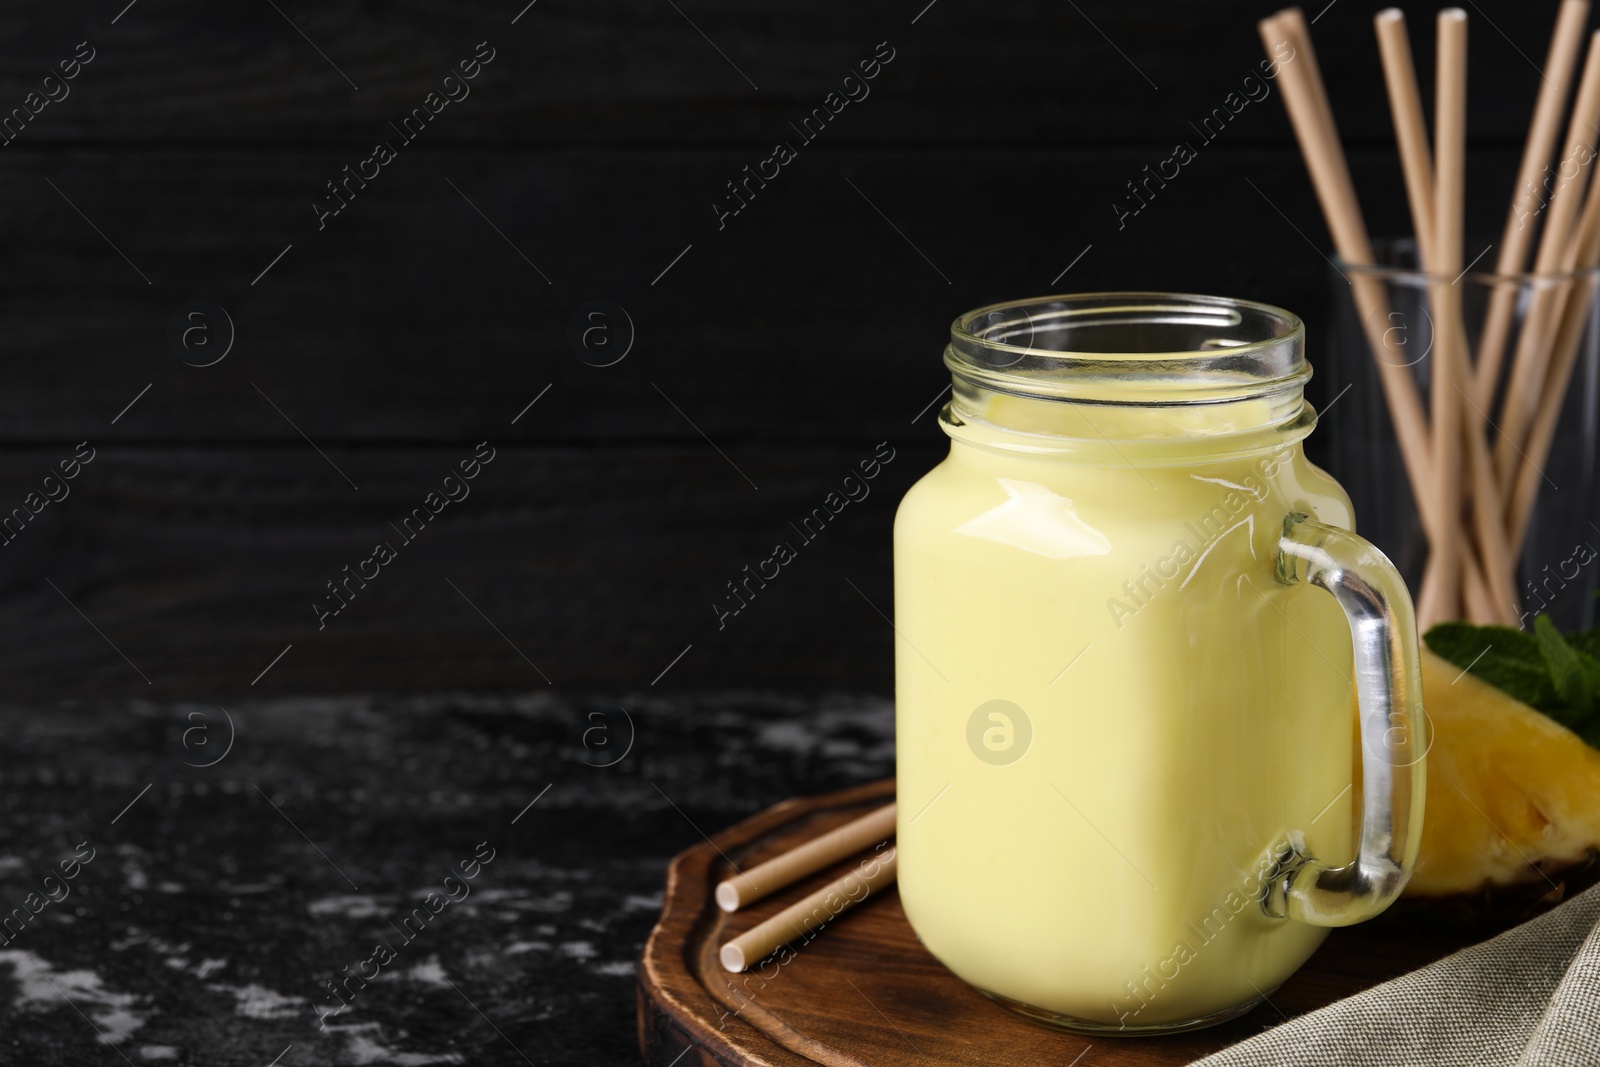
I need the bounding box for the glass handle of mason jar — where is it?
[1263,512,1427,927]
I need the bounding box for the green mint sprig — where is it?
[1424,618,1600,748]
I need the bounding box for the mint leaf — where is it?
[1424,622,1561,709]
[1533,616,1600,724]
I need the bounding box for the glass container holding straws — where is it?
[1322,244,1600,630]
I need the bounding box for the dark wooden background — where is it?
[0,0,1560,700]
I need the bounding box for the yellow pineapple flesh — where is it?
[1403,648,1600,900]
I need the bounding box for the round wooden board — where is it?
[637,779,1486,1067]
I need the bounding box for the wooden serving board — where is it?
[637,778,1496,1067]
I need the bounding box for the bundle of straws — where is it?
[1259,3,1600,628]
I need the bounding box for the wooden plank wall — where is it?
[0,0,1550,697]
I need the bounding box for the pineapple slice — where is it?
[1403,648,1600,899]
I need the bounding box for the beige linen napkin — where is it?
[1192,883,1600,1067]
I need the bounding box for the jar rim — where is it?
[947,292,1308,407]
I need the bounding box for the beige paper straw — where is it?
[719,846,898,972]
[1425,8,1469,625]
[1376,10,1435,256]
[1464,419,1522,623]
[715,802,895,912]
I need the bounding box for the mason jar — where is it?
[893,293,1426,1034]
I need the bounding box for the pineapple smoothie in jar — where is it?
[893,294,1427,1034]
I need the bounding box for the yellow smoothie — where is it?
[894,390,1359,1031]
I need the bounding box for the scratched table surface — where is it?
[0,691,894,1066]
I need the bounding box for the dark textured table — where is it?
[0,692,894,1066]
